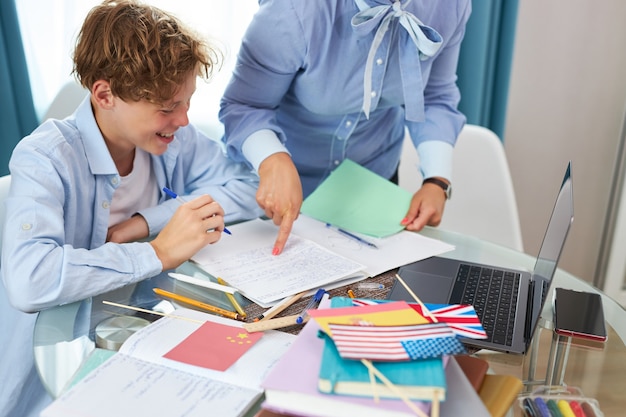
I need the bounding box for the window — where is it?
[16,0,259,138]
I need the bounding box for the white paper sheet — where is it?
[291,215,455,277]
[191,216,455,306]
[191,219,366,305]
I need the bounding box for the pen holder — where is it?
[517,385,604,417]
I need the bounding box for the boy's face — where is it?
[102,72,197,157]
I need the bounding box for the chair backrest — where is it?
[399,124,524,251]
[43,81,88,121]
[0,175,11,257]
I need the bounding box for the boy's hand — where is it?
[150,195,225,270]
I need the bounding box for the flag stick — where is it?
[360,359,431,417]
[395,273,439,323]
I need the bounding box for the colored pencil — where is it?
[153,288,244,321]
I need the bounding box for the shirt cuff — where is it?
[416,140,454,182]
[241,129,290,172]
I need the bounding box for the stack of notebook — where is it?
[261,297,495,417]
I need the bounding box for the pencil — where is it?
[152,288,244,321]
[217,277,247,319]
[256,291,306,322]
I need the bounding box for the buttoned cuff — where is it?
[416,140,454,182]
[241,129,290,172]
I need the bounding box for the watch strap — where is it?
[422,177,451,199]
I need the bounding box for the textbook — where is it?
[316,298,447,401]
[41,353,264,417]
[318,334,446,400]
[42,308,295,417]
[316,296,446,401]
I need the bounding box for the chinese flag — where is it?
[163,321,263,371]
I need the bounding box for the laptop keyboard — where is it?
[450,263,521,346]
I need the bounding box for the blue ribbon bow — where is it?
[352,0,443,121]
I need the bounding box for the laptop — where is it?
[388,162,574,354]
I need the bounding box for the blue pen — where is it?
[296,288,327,324]
[325,223,378,249]
[163,187,232,235]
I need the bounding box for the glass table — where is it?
[34,227,626,416]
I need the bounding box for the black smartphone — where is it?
[554,288,607,341]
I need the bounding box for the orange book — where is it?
[478,374,523,417]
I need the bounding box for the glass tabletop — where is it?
[33,227,626,415]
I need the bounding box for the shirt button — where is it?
[111,177,119,186]
[334,160,340,166]
[376,58,384,65]
[370,91,377,98]
[345,120,352,127]
[21,223,32,231]
[102,201,110,209]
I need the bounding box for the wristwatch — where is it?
[422,177,452,200]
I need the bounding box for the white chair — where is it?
[399,124,524,252]
[0,174,11,257]
[42,81,88,121]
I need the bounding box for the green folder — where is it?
[301,159,412,237]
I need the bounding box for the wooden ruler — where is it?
[243,314,308,332]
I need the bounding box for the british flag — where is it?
[327,322,467,361]
[350,298,487,339]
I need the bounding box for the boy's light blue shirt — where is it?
[220,0,470,195]
[0,96,262,417]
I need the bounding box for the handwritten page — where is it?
[41,353,262,417]
[191,219,365,305]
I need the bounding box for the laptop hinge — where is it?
[523,280,535,342]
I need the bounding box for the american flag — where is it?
[327,322,467,361]
[351,299,487,339]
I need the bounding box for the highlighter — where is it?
[557,399,576,417]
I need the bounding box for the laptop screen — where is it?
[528,162,574,337]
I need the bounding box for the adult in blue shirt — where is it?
[220,0,471,255]
[0,2,261,416]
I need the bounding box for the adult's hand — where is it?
[401,179,448,232]
[257,152,303,255]
[150,195,225,270]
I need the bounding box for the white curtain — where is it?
[16,0,259,138]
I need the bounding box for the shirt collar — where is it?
[75,95,119,176]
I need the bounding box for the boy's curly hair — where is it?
[73,0,220,104]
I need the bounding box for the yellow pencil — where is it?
[217,277,247,319]
[152,288,245,321]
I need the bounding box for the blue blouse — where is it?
[220,0,471,195]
